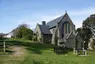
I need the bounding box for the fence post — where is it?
[3,41,5,53]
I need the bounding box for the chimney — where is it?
[42,21,46,25]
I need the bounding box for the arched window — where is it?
[67,23,70,33]
[62,21,70,36]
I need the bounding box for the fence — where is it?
[0,41,6,52]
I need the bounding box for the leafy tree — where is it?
[77,27,92,49]
[83,14,95,27]
[11,24,28,38]
[79,14,95,49]
[82,14,95,49]
[11,24,34,40]
[22,28,33,40]
[32,33,37,41]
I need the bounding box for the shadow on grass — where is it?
[24,43,54,54]
[0,50,14,55]
[0,39,74,55]
[26,47,42,54]
[2,40,54,54]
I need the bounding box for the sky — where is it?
[0,0,95,33]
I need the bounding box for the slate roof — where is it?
[47,13,72,29]
[39,25,51,34]
[47,15,64,28]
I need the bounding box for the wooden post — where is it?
[3,41,5,53]
[73,48,76,54]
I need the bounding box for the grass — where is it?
[1,38,95,64]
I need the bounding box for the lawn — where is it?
[1,39,95,64]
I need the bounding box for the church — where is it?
[35,12,82,48]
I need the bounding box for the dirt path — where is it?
[3,45,27,64]
[9,46,26,57]
[11,46,24,56]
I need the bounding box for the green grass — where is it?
[1,39,95,64]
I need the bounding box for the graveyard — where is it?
[0,38,95,64]
[0,9,95,64]
[0,1,95,64]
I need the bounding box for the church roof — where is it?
[39,25,51,34]
[47,13,73,29]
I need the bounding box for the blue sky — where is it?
[0,0,95,33]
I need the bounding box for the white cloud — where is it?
[69,7,95,16]
[40,15,61,21]
[16,7,95,30]
[38,7,95,29]
[69,7,95,28]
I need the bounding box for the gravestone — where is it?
[74,33,87,55]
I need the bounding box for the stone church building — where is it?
[35,12,81,48]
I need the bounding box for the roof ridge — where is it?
[58,12,68,23]
[47,12,74,28]
[47,15,64,23]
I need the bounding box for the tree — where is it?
[0,33,5,39]
[11,24,34,40]
[83,14,95,27]
[82,14,95,49]
[32,33,37,41]
[11,24,29,38]
[77,27,92,49]
[22,28,33,40]
[0,33,8,40]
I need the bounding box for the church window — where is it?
[68,23,70,33]
[61,21,71,38]
[63,21,70,34]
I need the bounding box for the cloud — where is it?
[69,7,95,16]
[69,7,95,28]
[16,7,95,30]
[37,7,95,29]
[40,15,61,21]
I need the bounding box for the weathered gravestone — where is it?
[74,33,87,55]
